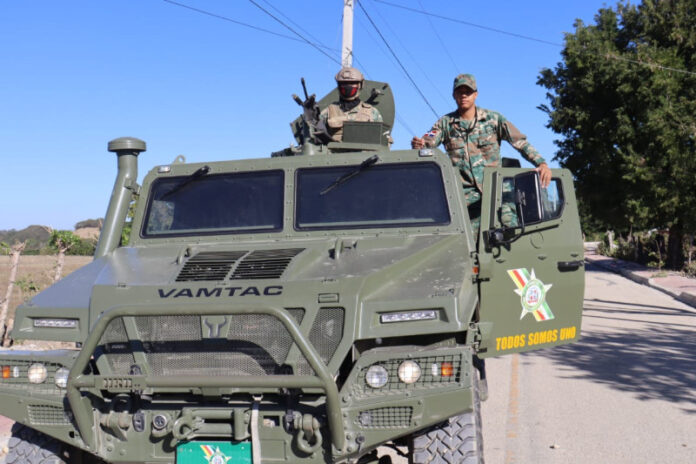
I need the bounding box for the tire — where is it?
[409,368,484,464]
[5,424,68,464]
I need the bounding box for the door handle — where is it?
[557,260,584,271]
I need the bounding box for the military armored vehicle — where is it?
[0,78,584,464]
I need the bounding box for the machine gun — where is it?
[292,77,332,148]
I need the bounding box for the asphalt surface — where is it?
[584,242,696,309]
[482,259,696,463]
[0,248,694,462]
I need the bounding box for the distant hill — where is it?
[0,225,52,252]
[0,219,102,254]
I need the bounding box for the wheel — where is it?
[409,368,484,464]
[5,424,68,464]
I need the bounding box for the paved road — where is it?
[2,262,695,463]
[381,261,696,463]
[481,261,696,463]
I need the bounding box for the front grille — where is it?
[230,248,304,280]
[176,251,248,281]
[297,307,345,375]
[95,308,351,380]
[357,407,413,428]
[28,404,72,426]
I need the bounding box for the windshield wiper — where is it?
[160,165,210,199]
[320,154,380,195]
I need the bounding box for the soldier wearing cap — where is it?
[320,67,383,142]
[411,73,551,234]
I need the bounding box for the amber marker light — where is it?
[2,366,10,379]
[441,362,454,377]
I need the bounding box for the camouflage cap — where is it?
[453,73,477,92]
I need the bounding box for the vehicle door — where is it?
[476,168,584,357]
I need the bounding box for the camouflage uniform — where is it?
[423,108,546,233]
[320,102,383,142]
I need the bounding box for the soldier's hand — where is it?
[411,136,425,149]
[535,163,552,188]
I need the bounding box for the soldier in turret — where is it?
[320,67,383,142]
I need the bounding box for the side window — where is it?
[541,179,564,220]
[500,178,518,227]
[500,176,564,227]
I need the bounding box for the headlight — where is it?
[28,364,48,384]
[380,310,437,323]
[33,318,78,328]
[365,365,388,388]
[54,368,70,389]
[398,361,421,384]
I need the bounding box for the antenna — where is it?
[342,0,354,67]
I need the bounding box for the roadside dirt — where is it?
[0,256,91,460]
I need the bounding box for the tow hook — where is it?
[172,412,203,441]
[287,412,322,454]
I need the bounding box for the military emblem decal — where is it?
[507,268,554,321]
[201,445,232,464]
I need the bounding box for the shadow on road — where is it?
[529,311,696,414]
[585,297,696,315]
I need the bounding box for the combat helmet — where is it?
[335,67,364,101]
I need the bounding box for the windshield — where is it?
[142,170,284,237]
[295,162,450,230]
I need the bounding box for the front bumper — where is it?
[0,305,475,463]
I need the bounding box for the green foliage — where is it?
[538,0,696,248]
[685,261,696,278]
[67,239,96,256]
[598,229,670,269]
[120,200,137,246]
[14,276,41,302]
[49,230,81,253]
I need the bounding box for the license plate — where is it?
[176,441,251,464]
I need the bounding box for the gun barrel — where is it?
[301,77,309,100]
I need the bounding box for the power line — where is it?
[162,0,340,60]
[416,0,459,74]
[163,0,426,133]
[163,0,307,45]
[259,0,326,48]
[603,52,696,77]
[375,0,696,78]
[368,0,450,109]
[247,0,341,65]
[374,0,562,47]
[357,1,439,118]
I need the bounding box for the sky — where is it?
[0,0,614,230]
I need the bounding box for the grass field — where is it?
[0,255,92,337]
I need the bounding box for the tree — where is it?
[49,230,81,282]
[0,241,27,345]
[538,0,696,269]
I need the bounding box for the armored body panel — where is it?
[0,128,583,463]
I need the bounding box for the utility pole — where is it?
[341,0,354,67]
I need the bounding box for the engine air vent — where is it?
[176,251,248,282]
[230,248,304,280]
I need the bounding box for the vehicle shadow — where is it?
[528,305,696,414]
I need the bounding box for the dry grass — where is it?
[0,255,92,327]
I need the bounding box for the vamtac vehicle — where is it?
[0,79,584,464]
